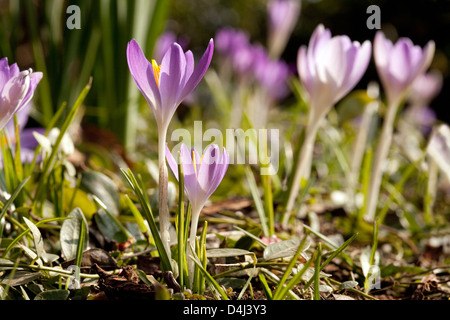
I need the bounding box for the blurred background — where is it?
[0,0,449,154]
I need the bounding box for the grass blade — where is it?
[244,165,269,237]
[189,243,229,300]
[33,78,92,211]
[272,232,310,300]
[120,168,172,272]
[313,243,322,300]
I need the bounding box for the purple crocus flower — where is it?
[267,0,301,58]
[374,31,435,106]
[127,38,214,132]
[127,39,214,262]
[297,24,372,122]
[253,52,291,101]
[0,57,42,131]
[166,143,228,283]
[285,25,371,219]
[166,143,229,219]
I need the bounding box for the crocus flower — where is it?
[166,143,228,282]
[284,24,371,220]
[297,24,372,125]
[127,39,214,133]
[127,39,214,262]
[267,0,301,58]
[366,33,435,221]
[374,31,435,106]
[253,52,291,101]
[0,57,42,131]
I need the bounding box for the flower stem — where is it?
[158,128,172,262]
[365,100,400,221]
[284,118,321,225]
[187,206,201,288]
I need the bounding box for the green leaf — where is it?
[81,171,120,216]
[34,289,70,300]
[206,248,254,259]
[263,238,311,261]
[23,218,46,263]
[0,177,30,227]
[0,271,41,287]
[94,208,129,243]
[2,217,71,259]
[60,208,89,260]
[340,281,359,290]
[120,168,171,272]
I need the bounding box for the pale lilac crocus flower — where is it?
[284,24,371,220]
[267,0,301,58]
[127,39,214,261]
[166,143,229,283]
[365,32,435,221]
[374,31,435,107]
[0,57,42,131]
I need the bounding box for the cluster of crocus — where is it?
[127,38,214,260]
[166,143,229,283]
[285,24,372,219]
[365,31,435,221]
[215,27,291,129]
[0,57,42,131]
[215,27,291,102]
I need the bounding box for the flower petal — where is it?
[126,39,161,121]
[179,39,214,102]
[159,42,186,125]
[165,143,179,181]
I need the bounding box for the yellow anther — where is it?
[151,59,161,87]
[192,150,198,178]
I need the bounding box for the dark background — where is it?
[170,0,450,124]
